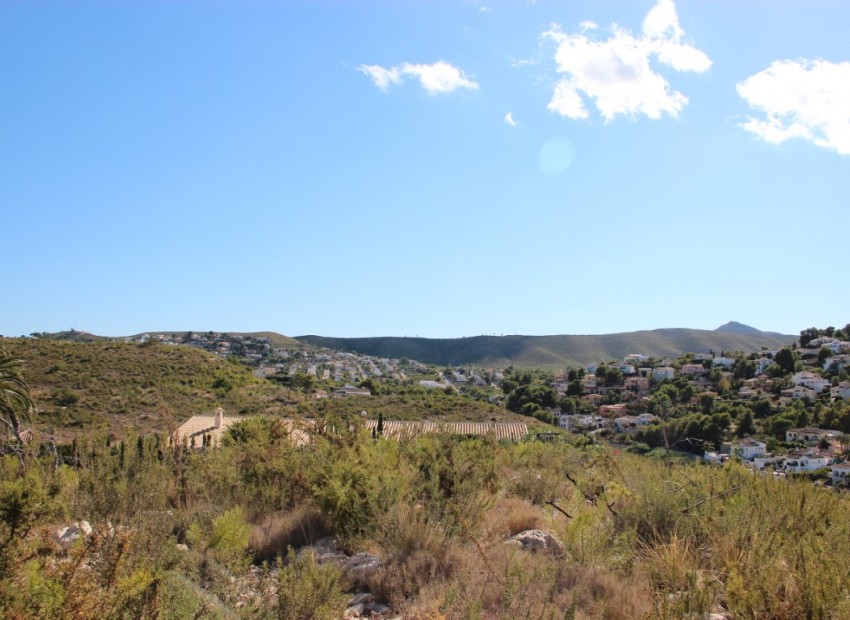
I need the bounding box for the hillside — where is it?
[297,325,796,368]
[2,337,529,440]
[131,330,304,349]
[2,338,294,441]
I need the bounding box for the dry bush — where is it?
[480,496,545,540]
[367,503,456,607]
[640,533,718,618]
[249,505,331,564]
[556,563,654,620]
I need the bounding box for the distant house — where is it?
[825,355,850,372]
[712,357,736,369]
[624,376,650,394]
[559,414,605,431]
[419,380,450,390]
[582,394,603,406]
[738,386,760,400]
[786,427,833,445]
[617,364,637,375]
[172,408,311,448]
[831,382,850,400]
[333,385,372,398]
[754,357,774,376]
[735,438,767,460]
[614,413,657,433]
[599,403,628,418]
[830,462,850,484]
[780,385,817,404]
[792,371,831,394]
[822,341,850,354]
[680,364,706,376]
[783,450,830,473]
[624,354,650,365]
[651,367,675,382]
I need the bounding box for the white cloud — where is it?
[642,0,682,40]
[357,61,478,95]
[479,6,491,13]
[400,62,479,94]
[547,81,588,119]
[357,64,401,91]
[543,0,710,122]
[580,20,598,33]
[737,59,850,155]
[504,112,518,127]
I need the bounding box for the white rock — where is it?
[344,553,382,580]
[343,603,365,618]
[506,529,564,554]
[346,593,374,607]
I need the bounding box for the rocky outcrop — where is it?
[54,520,93,549]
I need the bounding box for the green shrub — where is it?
[277,549,345,620]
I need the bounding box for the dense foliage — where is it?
[2,417,850,619]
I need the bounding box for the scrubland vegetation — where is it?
[3,415,850,619]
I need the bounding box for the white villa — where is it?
[736,438,767,460]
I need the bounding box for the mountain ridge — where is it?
[296,325,796,368]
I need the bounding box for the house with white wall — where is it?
[830,462,850,484]
[736,438,767,460]
[651,367,675,382]
[831,382,850,400]
[780,385,817,405]
[792,371,831,394]
[783,450,830,473]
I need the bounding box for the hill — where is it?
[2,338,294,441]
[296,326,796,368]
[131,330,304,349]
[2,337,528,440]
[714,321,775,336]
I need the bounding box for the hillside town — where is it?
[136,327,850,489]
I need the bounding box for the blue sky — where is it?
[2,0,849,339]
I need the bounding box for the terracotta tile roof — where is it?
[363,420,528,441]
[173,416,312,447]
[174,414,527,447]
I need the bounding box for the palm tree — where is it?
[0,347,35,444]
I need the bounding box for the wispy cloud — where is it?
[357,61,478,95]
[737,59,850,155]
[357,65,402,92]
[543,0,710,122]
[510,57,537,68]
[504,112,518,127]
[479,6,491,14]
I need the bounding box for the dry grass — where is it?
[249,505,331,563]
[481,496,546,540]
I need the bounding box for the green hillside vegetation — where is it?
[1,338,292,440]
[1,339,528,439]
[298,326,795,369]
[3,421,850,619]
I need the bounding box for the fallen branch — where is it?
[546,500,573,519]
